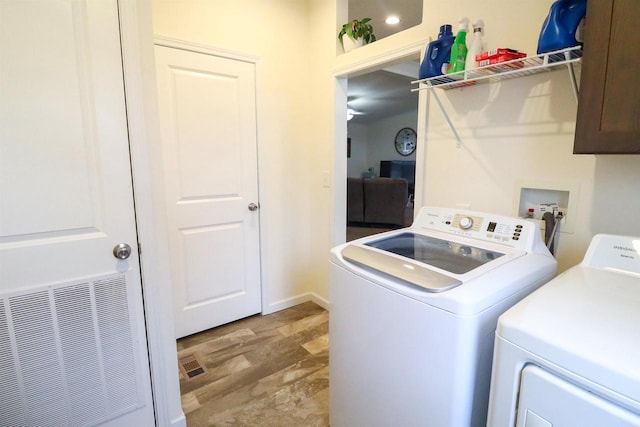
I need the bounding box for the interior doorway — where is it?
[342,59,420,241]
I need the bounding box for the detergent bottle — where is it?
[418,24,455,79]
[537,0,587,54]
[465,19,485,71]
[447,17,469,76]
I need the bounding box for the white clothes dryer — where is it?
[329,207,557,427]
[488,234,640,427]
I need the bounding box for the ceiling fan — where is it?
[347,108,366,121]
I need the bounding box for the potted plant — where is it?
[338,18,377,52]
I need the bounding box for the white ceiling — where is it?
[348,0,423,40]
[346,0,423,124]
[347,64,419,124]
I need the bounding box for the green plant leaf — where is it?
[337,17,376,45]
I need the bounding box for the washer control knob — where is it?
[459,217,474,230]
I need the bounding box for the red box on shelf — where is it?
[475,48,526,62]
[477,55,527,71]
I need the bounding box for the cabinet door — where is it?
[574,0,640,154]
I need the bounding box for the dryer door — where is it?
[516,365,640,427]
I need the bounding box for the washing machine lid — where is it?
[342,231,512,292]
[333,207,555,300]
[497,264,640,405]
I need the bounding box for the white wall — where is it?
[418,0,640,272]
[152,0,332,309]
[366,110,418,175]
[334,0,640,275]
[348,110,418,177]
[151,0,640,313]
[306,0,338,301]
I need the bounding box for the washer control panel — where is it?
[413,207,538,250]
[582,234,640,273]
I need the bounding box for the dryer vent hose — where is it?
[542,212,558,256]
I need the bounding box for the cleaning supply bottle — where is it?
[447,17,469,76]
[418,24,455,79]
[465,19,485,71]
[537,0,587,54]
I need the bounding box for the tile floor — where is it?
[176,302,329,426]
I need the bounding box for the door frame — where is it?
[118,1,185,426]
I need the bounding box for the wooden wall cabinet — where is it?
[574,0,640,154]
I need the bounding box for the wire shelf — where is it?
[411,46,582,91]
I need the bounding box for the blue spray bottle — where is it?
[537,0,587,54]
[419,24,455,79]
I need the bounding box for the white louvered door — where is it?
[0,1,155,426]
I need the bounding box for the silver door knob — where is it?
[113,243,132,260]
[248,203,259,211]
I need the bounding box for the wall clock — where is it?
[394,127,417,156]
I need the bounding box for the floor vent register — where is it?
[179,354,206,379]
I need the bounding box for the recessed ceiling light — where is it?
[385,16,400,25]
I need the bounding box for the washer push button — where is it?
[512,224,524,240]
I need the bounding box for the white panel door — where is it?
[154,45,262,339]
[0,1,155,426]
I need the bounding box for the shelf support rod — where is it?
[429,85,462,148]
[566,62,579,103]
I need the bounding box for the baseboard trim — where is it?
[308,293,329,311]
[170,415,187,427]
[264,292,329,314]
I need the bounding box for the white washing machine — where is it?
[488,234,640,427]
[329,207,557,427]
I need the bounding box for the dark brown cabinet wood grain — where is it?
[574,0,640,154]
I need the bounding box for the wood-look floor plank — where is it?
[209,364,329,426]
[277,311,329,337]
[178,302,329,426]
[177,302,325,351]
[302,334,329,355]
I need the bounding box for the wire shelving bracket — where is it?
[411,46,583,147]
